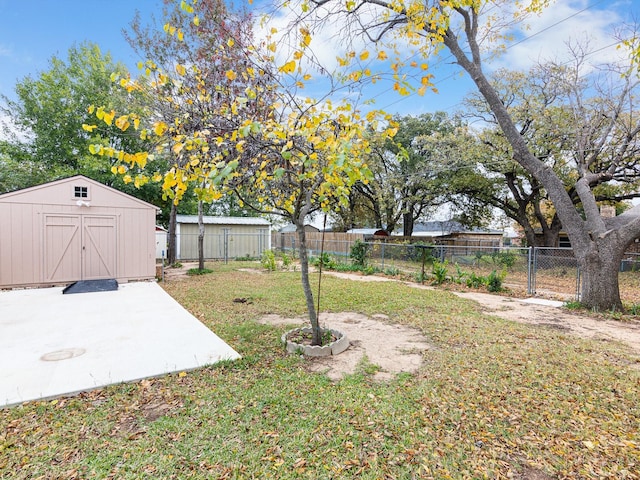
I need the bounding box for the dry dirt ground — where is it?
[162,264,640,380]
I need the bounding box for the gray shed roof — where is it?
[177,215,271,226]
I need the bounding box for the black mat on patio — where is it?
[62,279,119,294]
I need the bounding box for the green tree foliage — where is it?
[0,43,171,221]
[333,112,491,235]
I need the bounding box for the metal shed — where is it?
[0,175,157,288]
[176,215,271,260]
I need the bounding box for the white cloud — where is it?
[492,0,628,72]
[0,43,11,58]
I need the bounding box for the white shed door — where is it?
[44,215,116,282]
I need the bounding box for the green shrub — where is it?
[312,252,336,269]
[384,267,400,276]
[466,272,486,288]
[491,251,516,268]
[487,269,506,292]
[431,259,449,285]
[261,250,277,271]
[414,271,428,283]
[280,252,292,269]
[350,239,368,267]
[452,263,467,284]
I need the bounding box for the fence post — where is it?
[575,267,581,302]
[527,246,533,295]
[381,242,385,269]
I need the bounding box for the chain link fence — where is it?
[273,237,640,304]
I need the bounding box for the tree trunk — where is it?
[295,216,321,346]
[198,200,205,271]
[167,202,177,265]
[442,27,632,310]
[402,203,414,237]
[578,242,624,311]
[541,223,562,248]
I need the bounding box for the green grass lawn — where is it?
[2,261,639,479]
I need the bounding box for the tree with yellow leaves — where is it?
[87,0,395,345]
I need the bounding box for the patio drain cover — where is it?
[40,348,86,362]
[63,279,118,294]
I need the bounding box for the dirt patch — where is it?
[258,312,434,381]
[453,289,640,354]
[326,271,640,357]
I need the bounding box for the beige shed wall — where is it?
[0,176,156,288]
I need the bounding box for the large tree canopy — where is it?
[460,55,640,247]
[332,112,490,235]
[290,0,640,310]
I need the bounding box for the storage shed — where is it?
[0,175,157,288]
[176,215,271,260]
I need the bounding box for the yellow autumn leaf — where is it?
[226,70,237,80]
[103,110,115,126]
[153,122,168,136]
[134,152,148,168]
[133,118,140,130]
[279,60,296,74]
[417,86,427,96]
[173,143,185,155]
[303,74,312,81]
[193,15,200,26]
[110,166,118,174]
[177,29,184,41]
[117,165,126,174]
[123,174,132,184]
[360,50,369,60]
[115,116,130,131]
[82,124,97,132]
[227,38,235,47]
[377,50,388,60]
[176,63,186,76]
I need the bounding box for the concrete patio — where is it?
[0,282,240,408]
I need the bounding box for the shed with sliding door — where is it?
[0,175,157,288]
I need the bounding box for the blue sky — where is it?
[0,0,639,117]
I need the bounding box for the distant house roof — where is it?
[396,221,503,237]
[346,228,389,236]
[279,223,319,233]
[176,215,270,226]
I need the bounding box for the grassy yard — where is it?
[1,261,639,479]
